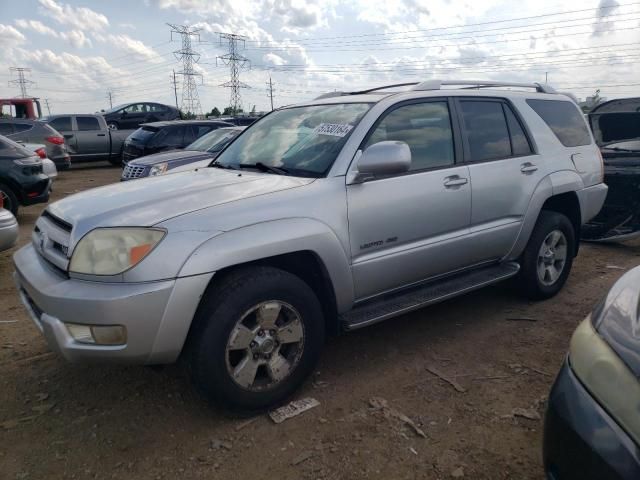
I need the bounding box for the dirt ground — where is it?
[1,163,639,480]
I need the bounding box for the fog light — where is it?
[65,324,127,345]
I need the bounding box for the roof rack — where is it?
[411,80,556,94]
[313,80,557,100]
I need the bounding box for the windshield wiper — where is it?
[210,161,239,170]
[237,162,289,175]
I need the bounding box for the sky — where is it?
[0,0,639,115]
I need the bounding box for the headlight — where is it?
[149,163,168,176]
[570,316,640,446]
[69,228,166,275]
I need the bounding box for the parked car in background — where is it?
[102,102,180,130]
[0,98,42,120]
[0,207,18,252]
[217,116,260,126]
[121,126,245,180]
[0,119,70,170]
[121,120,233,163]
[13,80,607,412]
[43,114,132,166]
[582,97,640,242]
[544,265,640,479]
[20,142,57,181]
[0,135,50,215]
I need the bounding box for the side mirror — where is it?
[350,141,411,184]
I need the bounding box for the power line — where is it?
[245,1,640,44]
[8,67,36,98]
[217,32,251,113]
[168,23,203,117]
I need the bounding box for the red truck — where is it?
[0,98,42,120]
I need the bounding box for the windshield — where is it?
[215,103,371,177]
[187,128,241,153]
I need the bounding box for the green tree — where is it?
[222,106,243,116]
[210,107,220,117]
[179,110,197,120]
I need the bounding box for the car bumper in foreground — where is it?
[13,243,213,364]
[0,208,18,252]
[543,359,640,480]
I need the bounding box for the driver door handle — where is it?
[443,175,468,188]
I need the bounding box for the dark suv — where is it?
[122,120,233,163]
[0,135,51,215]
[0,119,70,169]
[102,102,180,130]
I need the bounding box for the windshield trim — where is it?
[213,102,373,178]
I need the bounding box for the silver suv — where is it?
[13,81,607,411]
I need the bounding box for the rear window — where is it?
[0,135,32,157]
[526,99,591,147]
[131,126,159,141]
[49,117,72,132]
[77,117,100,131]
[13,123,33,133]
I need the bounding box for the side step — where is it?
[341,262,520,330]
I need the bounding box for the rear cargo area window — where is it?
[526,99,591,147]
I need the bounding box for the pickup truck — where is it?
[43,114,132,166]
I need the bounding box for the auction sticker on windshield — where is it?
[313,123,354,137]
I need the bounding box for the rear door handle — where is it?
[521,162,538,174]
[63,134,74,139]
[97,133,106,137]
[443,176,468,188]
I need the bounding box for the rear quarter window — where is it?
[526,99,591,147]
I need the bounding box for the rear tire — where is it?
[107,121,119,130]
[189,266,325,413]
[518,210,575,300]
[0,183,19,216]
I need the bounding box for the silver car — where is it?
[0,207,18,252]
[14,80,608,411]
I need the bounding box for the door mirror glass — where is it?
[354,141,411,182]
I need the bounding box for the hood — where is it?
[47,169,314,244]
[128,149,213,168]
[593,266,640,379]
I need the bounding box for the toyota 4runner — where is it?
[13,80,607,411]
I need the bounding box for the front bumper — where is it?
[13,243,213,364]
[543,359,640,480]
[20,177,51,207]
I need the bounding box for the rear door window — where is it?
[76,117,101,131]
[49,117,72,132]
[0,123,13,135]
[526,99,591,147]
[459,100,511,161]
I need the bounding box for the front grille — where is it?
[122,164,147,179]
[33,210,72,273]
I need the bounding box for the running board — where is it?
[341,262,520,331]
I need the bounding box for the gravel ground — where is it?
[1,163,639,480]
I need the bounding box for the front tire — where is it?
[519,210,575,300]
[0,183,19,216]
[189,267,325,413]
[107,121,119,130]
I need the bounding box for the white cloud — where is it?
[95,34,163,63]
[263,52,287,65]
[38,0,109,31]
[60,30,92,48]
[0,24,26,45]
[15,19,59,37]
[592,0,620,36]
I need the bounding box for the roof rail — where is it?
[411,80,557,94]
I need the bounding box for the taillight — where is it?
[35,147,46,159]
[0,195,4,209]
[45,136,64,145]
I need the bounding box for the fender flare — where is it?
[506,170,584,260]
[178,217,355,313]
